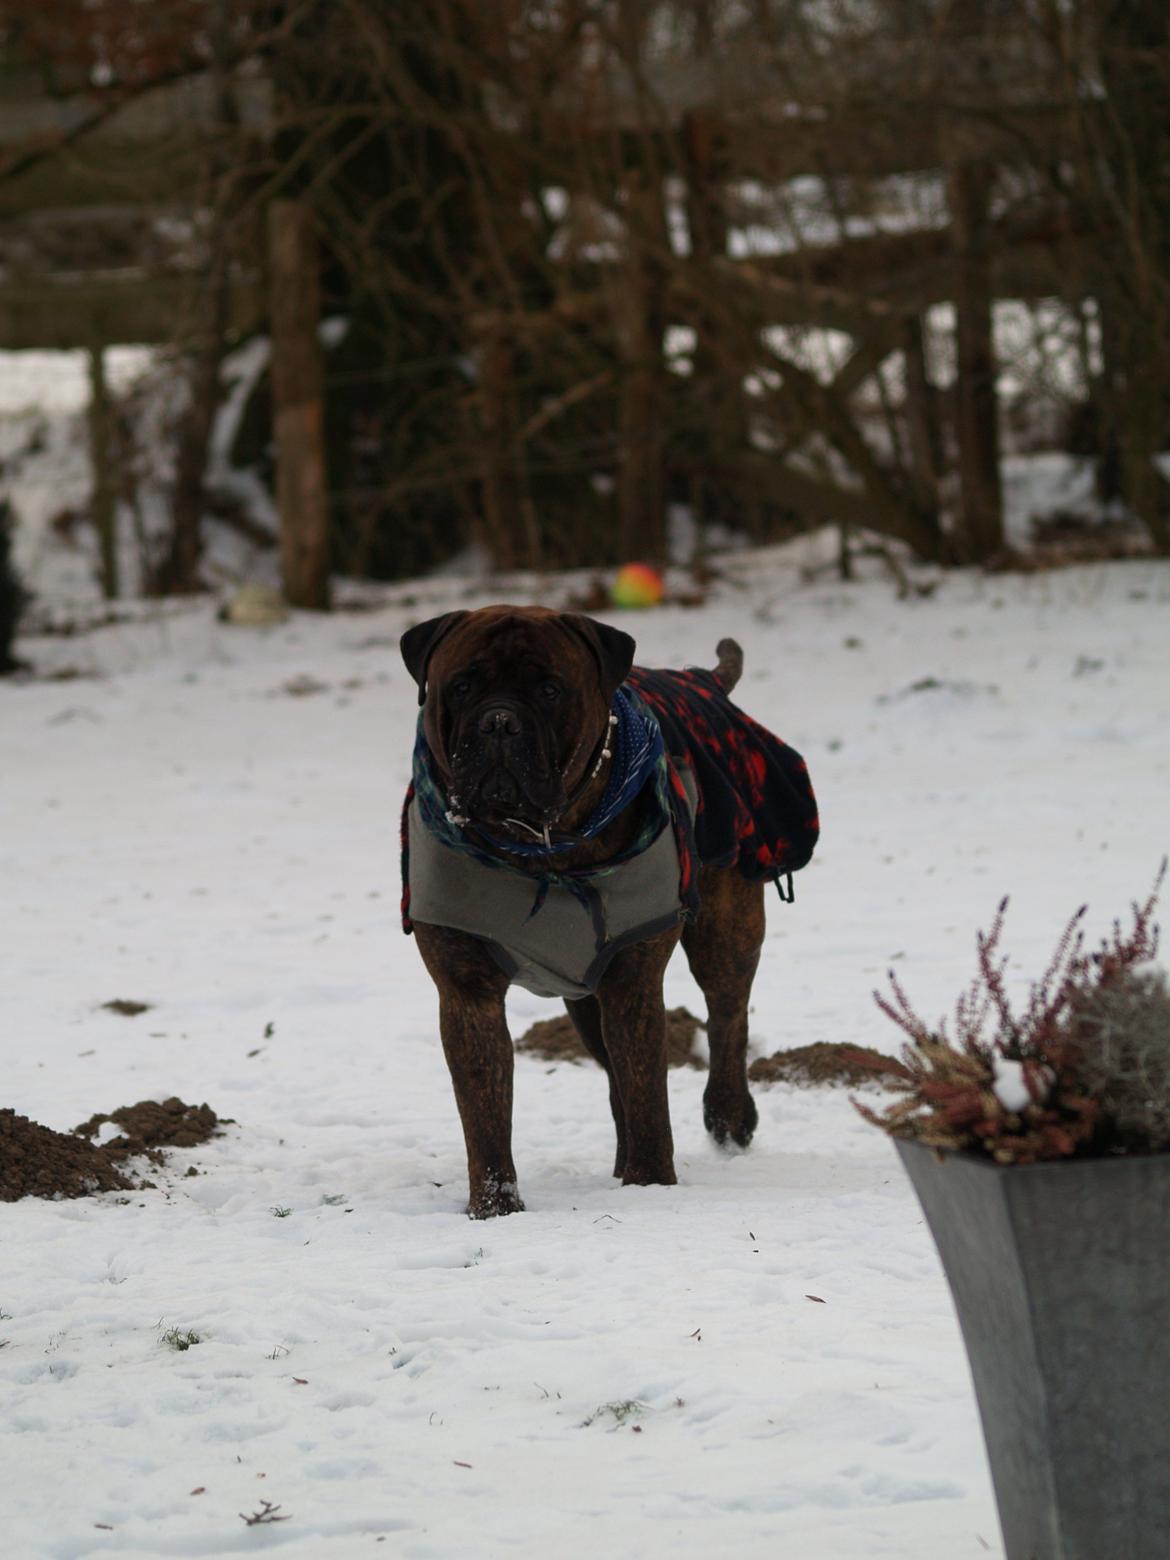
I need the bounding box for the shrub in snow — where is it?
[1068,966,1170,1152]
[858,864,1170,1163]
[159,1326,201,1351]
[0,498,28,674]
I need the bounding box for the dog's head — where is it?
[401,606,635,828]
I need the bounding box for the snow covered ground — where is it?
[3,542,1168,1559]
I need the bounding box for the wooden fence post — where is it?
[269,198,330,609]
[949,160,1004,560]
[901,313,942,514]
[87,342,118,600]
[613,174,667,561]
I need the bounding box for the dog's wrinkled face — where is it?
[401,606,634,827]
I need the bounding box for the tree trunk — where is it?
[683,110,750,536]
[154,276,230,595]
[152,0,238,596]
[1116,350,1170,553]
[1092,1,1170,554]
[269,198,331,610]
[475,324,525,571]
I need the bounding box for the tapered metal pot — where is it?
[896,1138,1170,1560]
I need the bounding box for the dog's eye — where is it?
[449,678,472,701]
[539,681,561,702]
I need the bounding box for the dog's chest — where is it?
[406,800,684,999]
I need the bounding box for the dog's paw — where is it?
[467,1178,525,1219]
[619,1163,678,1187]
[703,1090,758,1150]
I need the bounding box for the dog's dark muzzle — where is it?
[451,701,563,819]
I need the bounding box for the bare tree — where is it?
[8,0,1167,587]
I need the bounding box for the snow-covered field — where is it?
[4,543,1168,1559]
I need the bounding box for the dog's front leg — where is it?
[413,923,524,1218]
[596,926,681,1187]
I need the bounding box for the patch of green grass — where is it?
[160,1327,202,1352]
[270,1205,293,1218]
[581,1399,647,1428]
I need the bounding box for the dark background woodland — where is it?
[2,1,1168,606]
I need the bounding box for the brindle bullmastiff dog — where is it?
[400,605,785,1219]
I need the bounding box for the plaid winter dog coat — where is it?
[628,664,819,887]
[402,667,818,999]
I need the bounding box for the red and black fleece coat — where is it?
[629,664,819,887]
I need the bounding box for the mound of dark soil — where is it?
[74,1097,221,1161]
[516,1007,707,1070]
[1,1097,222,1203]
[749,1042,907,1089]
[1,1109,132,1202]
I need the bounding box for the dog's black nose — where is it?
[478,706,521,737]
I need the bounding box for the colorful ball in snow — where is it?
[611,562,664,608]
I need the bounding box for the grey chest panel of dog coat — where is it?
[407,800,684,1000]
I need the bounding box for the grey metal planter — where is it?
[896,1137,1170,1560]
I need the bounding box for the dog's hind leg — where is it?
[565,996,627,1177]
[682,866,765,1148]
[594,926,681,1187]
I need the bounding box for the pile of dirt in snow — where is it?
[749,1043,907,1089]
[1,1098,222,1203]
[0,1109,134,1201]
[74,1097,221,1162]
[515,1018,905,1089]
[516,1007,707,1069]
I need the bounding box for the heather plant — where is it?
[858,866,1168,1163]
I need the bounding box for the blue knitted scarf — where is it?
[411,686,667,867]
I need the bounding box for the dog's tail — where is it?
[712,637,743,694]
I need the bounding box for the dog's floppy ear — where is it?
[400,611,468,706]
[561,614,636,702]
